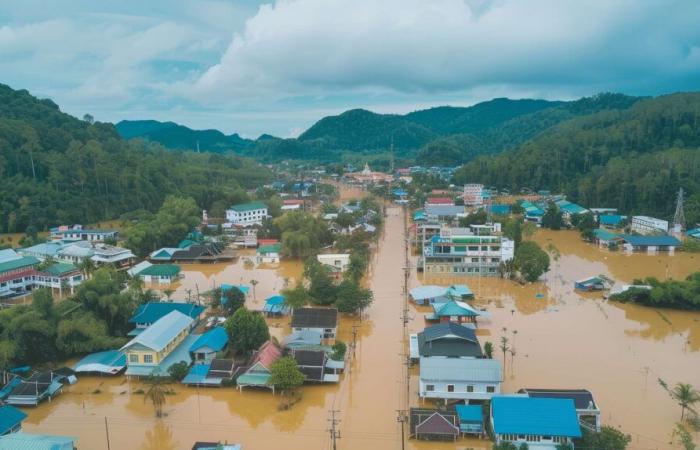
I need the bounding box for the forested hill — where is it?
[0,84,271,233]
[116,119,255,153]
[454,92,700,224]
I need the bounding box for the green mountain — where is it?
[116,120,254,153]
[454,92,700,223]
[0,84,270,234]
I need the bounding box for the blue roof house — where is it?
[455,404,484,435]
[620,235,681,255]
[73,350,126,375]
[0,432,76,450]
[189,327,229,364]
[129,302,205,336]
[491,396,582,449]
[0,405,27,435]
[263,295,289,316]
[599,214,626,228]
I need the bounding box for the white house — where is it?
[291,308,338,340]
[225,202,268,226]
[256,243,281,264]
[463,184,484,206]
[631,216,669,235]
[419,357,501,402]
[50,225,118,242]
[316,254,350,273]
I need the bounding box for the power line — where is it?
[327,409,341,450]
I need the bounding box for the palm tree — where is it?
[500,336,510,373]
[77,257,96,279]
[144,377,169,418]
[671,383,700,421]
[483,341,494,359]
[163,289,175,301]
[250,279,259,300]
[185,289,192,303]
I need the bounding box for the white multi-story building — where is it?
[463,184,484,206]
[631,216,668,235]
[225,202,268,226]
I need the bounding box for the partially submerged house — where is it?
[409,285,473,305]
[122,311,197,377]
[137,264,182,284]
[490,396,582,449]
[0,432,76,450]
[282,330,323,351]
[191,442,241,450]
[455,404,484,435]
[128,302,204,336]
[518,388,601,432]
[73,350,126,375]
[419,357,501,402]
[189,327,229,364]
[182,359,237,387]
[236,341,282,391]
[316,253,350,275]
[427,299,489,325]
[421,230,514,277]
[150,242,235,263]
[262,295,289,316]
[409,408,459,441]
[6,371,73,406]
[413,322,483,360]
[620,235,681,254]
[291,308,338,340]
[293,349,340,383]
[574,276,607,292]
[0,404,27,435]
[226,202,268,226]
[256,243,281,264]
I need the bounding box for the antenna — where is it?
[673,188,686,232]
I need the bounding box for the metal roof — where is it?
[410,285,447,301]
[291,308,338,329]
[189,327,228,353]
[0,404,27,435]
[455,404,483,423]
[42,262,78,276]
[129,302,204,324]
[518,388,597,410]
[0,432,75,450]
[425,204,465,217]
[599,214,625,226]
[418,323,482,358]
[621,235,681,246]
[229,201,267,212]
[139,264,181,277]
[431,300,485,317]
[0,256,39,274]
[419,357,501,382]
[491,396,582,438]
[73,350,126,374]
[121,311,194,352]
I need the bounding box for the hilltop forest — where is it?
[0,84,271,233]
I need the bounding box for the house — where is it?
[282,330,323,350]
[631,215,669,234]
[236,341,282,391]
[593,228,624,248]
[520,200,545,224]
[281,199,304,211]
[50,225,118,242]
[574,276,607,291]
[0,433,76,450]
[555,199,589,221]
[419,357,501,402]
[293,349,339,383]
[598,214,626,229]
[0,372,22,401]
[192,442,241,450]
[421,229,514,277]
[33,240,135,267]
[425,197,455,206]
[121,311,197,377]
[518,388,601,432]
[316,253,350,275]
[409,408,460,441]
[256,243,281,264]
[226,202,268,226]
[137,264,181,284]
[128,302,205,335]
[463,184,484,206]
[620,234,681,254]
[0,404,27,435]
[687,227,700,240]
[0,251,40,298]
[427,299,489,324]
[32,262,83,294]
[6,372,72,406]
[416,322,483,359]
[291,308,338,340]
[490,396,582,449]
[424,204,466,221]
[73,350,126,375]
[150,242,235,263]
[410,284,474,305]
[263,295,289,316]
[182,359,237,387]
[189,327,229,364]
[455,404,484,435]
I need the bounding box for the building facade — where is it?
[225,202,268,226]
[631,216,669,234]
[463,184,484,206]
[419,357,502,402]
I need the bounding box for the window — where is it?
[447,384,454,392]
[143,354,153,364]
[426,385,435,392]
[486,386,495,393]
[466,385,474,392]
[129,354,139,363]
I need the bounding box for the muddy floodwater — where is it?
[22,203,700,449]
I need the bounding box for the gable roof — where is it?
[420,357,501,383]
[0,404,27,435]
[415,411,459,435]
[139,264,181,277]
[0,249,22,264]
[518,388,597,410]
[291,308,338,329]
[431,300,484,317]
[248,341,282,369]
[258,243,282,254]
[129,302,205,324]
[455,404,483,423]
[294,349,326,367]
[491,396,582,438]
[0,256,39,274]
[599,214,625,226]
[621,235,681,246]
[121,311,194,353]
[189,327,228,353]
[0,432,75,450]
[410,285,447,301]
[41,262,78,277]
[229,202,267,212]
[417,323,482,358]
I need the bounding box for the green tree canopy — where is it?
[224,308,270,356]
[514,241,550,282]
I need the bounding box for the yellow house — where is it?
[121,310,194,377]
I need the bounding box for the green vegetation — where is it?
[221,286,246,316]
[0,83,271,234]
[541,202,564,230]
[577,426,631,450]
[513,241,550,282]
[280,282,310,309]
[330,341,347,361]
[143,376,170,418]
[269,356,306,409]
[302,259,374,314]
[274,212,334,259]
[610,274,700,310]
[670,383,700,422]
[224,308,270,356]
[483,341,494,359]
[167,361,189,382]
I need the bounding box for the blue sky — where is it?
[1,0,699,138]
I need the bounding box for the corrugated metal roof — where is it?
[229,202,267,212]
[0,404,27,434]
[455,404,483,423]
[42,262,78,276]
[410,285,446,301]
[73,350,126,374]
[491,396,582,437]
[0,256,39,274]
[621,235,681,246]
[420,357,501,382]
[189,327,228,353]
[121,311,193,352]
[0,432,75,450]
[139,264,181,277]
[129,302,204,324]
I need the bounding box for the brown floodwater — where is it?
[22,200,700,450]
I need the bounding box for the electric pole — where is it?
[396,409,407,450]
[351,323,359,357]
[328,409,341,450]
[104,417,111,450]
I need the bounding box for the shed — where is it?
[73,350,126,375]
[455,404,483,434]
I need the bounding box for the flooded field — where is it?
[21,202,700,449]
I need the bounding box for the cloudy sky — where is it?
[2,0,699,138]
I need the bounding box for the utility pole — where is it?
[351,323,359,357]
[328,409,341,450]
[396,409,407,450]
[104,417,111,450]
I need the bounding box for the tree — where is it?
[56,313,121,355]
[542,202,564,230]
[492,442,519,450]
[335,280,373,314]
[167,361,189,381]
[281,282,309,309]
[32,288,54,318]
[222,286,246,316]
[671,383,700,422]
[269,356,306,393]
[579,426,632,450]
[484,341,494,359]
[500,336,509,373]
[514,241,550,282]
[224,308,270,356]
[576,212,596,241]
[144,377,169,418]
[163,288,175,301]
[82,113,94,124]
[330,341,347,361]
[305,260,337,306]
[675,423,697,450]
[249,279,259,300]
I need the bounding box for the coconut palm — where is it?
[250,279,259,300]
[162,288,175,301]
[671,383,700,421]
[500,336,510,373]
[144,377,169,418]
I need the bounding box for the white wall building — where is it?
[463,184,484,206]
[316,254,350,272]
[419,357,502,402]
[631,216,669,235]
[225,202,268,226]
